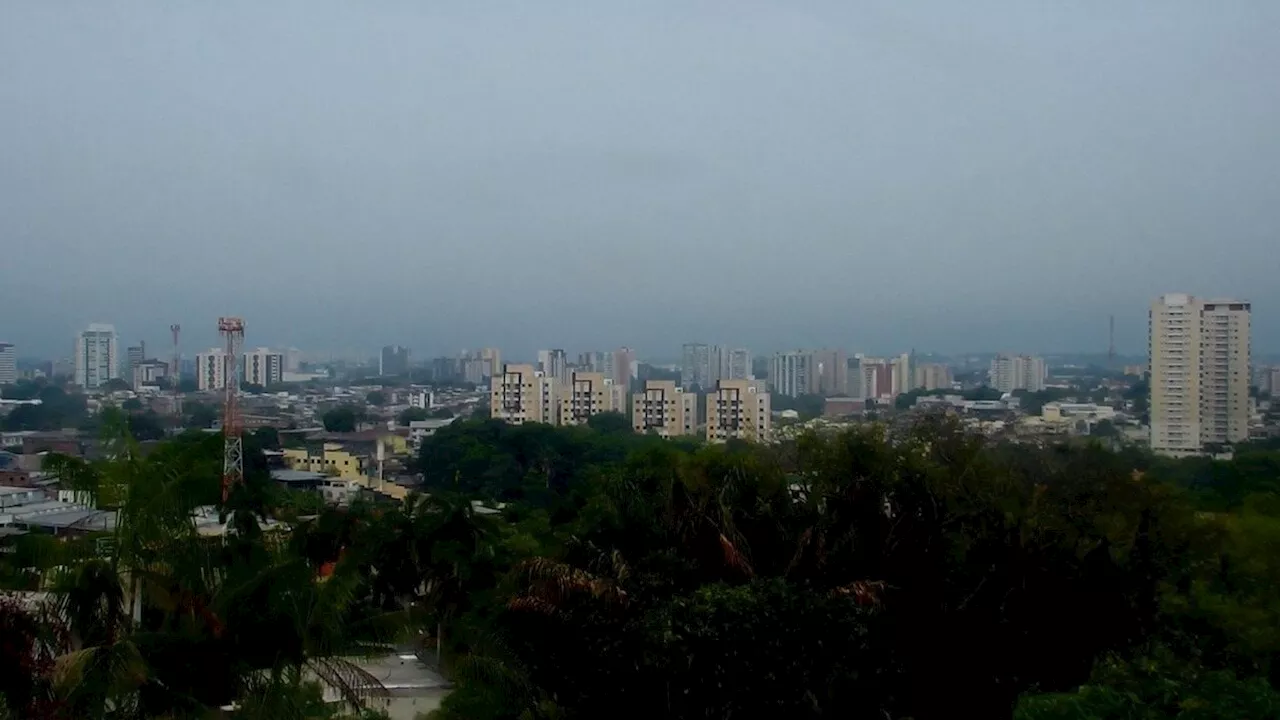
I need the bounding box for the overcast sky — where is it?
[2,1,1277,361]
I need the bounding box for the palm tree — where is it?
[401,492,498,667]
[38,422,399,716]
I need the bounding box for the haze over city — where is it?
[3,1,1278,357]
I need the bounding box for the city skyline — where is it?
[3,3,1278,357]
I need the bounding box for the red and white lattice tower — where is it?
[218,317,245,502]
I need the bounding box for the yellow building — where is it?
[282,443,368,480]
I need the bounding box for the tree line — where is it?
[4,414,1280,718]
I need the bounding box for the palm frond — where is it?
[507,596,557,615]
[830,580,888,608]
[53,640,148,699]
[516,557,628,608]
[718,533,755,578]
[453,652,533,698]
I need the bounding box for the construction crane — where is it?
[218,317,245,503]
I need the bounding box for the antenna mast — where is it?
[170,324,182,415]
[218,317,245,503]
[1108,314,1116,365]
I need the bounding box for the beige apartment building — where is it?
[706,379,771,443]
[1149,294,1251,456]
[913,363,953,391]
[560,371,626,426]
[490,364,555,424]
[632,380,698,437]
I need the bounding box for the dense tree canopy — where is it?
[4,411,1280,718]
[0,382,90,431]
[322,406,364,433]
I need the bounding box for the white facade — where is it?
[407,391,434,410]
[1150,294,1251,455]
[989,354,1047,393]
[725,348,752,380]
[0,343,15,385]
[769,351,815,397]
[913,363,953,391]
[75,323,119,389]
[536,349,570,384]
[891,353,912,396]
[132,359,169,389]
[243,347,284,387]
[196,349,229,391]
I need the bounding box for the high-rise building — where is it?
[379,345,410,377]
[681,343,718,390]
[0,343,16,385]
[989,354,1047,393]
[1149,294,1251,455]
[75,323,119,389]
[769,351,816,397]
[860,360,895,400]
[912,363,954,391]
[491,364,560,425]
[537,349,570,384]
[284,347,304,373]
[561,371,625,426]
[428,356,460,384]
[243,348,285,387]
[632,380,697,437]
[478,348,502,379]
[681,344,750,388]
[814,349,848,396]
[706,379,771,443]
[611,347,636,389]
[132,359,170,389]
[725,348,752,380]
[891,353,912,396]
[126,342,146,380]
[577,352,605,372]
[196,348,229,391]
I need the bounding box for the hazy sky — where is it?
[3,1,1278,360]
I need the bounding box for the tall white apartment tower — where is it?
[0,343,16,385]
[243,348,285,387]
[989,354,1047,393]
[75,323,119,389]
[196,349,229,391]
[1149,294,1251,455]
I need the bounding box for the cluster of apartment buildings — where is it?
[64,323,170,390]
[765,349,956,400]
[490,364,772,442]
[679,344,752,389]
[194,347,289,390]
